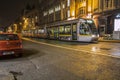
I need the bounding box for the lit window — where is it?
[43,12,47,16]
[35,16,38,22]
[79,7,86,15]
[49,9,54,14]
[67,10,70,17]
[63,4,65,8]
[55,5,61,12]
[104,0,112,8]
[35,16,38,20]
[67,0,70,6]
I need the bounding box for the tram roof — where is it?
[35,18,94,29]
[47,19,78,27]
[46,18,92,27]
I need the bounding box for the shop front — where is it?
[93,10,120,39]
[113,13,120,39]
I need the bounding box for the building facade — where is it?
[22,0,120,38]
[39,0,76,25]
[92,0,120,37]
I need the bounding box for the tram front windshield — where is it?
[79,23,91,35]
[86,20,98,35]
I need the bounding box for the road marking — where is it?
[23,38,120,59]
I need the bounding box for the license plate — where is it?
[3,51,14,55]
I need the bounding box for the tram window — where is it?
[54,27,58,33]
[34,30,36,34]
[50,28,54,35]
[87,20,98,35]
[47,28,53,35]
[38,29,41,34]
[73,24,77,33]
[65,25,71,34]
[38,29,44,34]
[79,23,90,35]
[47,29,50,34]
[41,30,45,33]
[59,26,64,34]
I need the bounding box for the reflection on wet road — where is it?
[31,38,120,58]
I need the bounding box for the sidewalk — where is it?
[98,37,120,43]
[0,69,14,80]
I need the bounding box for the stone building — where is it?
[23,0,120,38]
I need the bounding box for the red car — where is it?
[0,33,23,57]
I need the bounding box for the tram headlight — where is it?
[92,35,96,37]
[92,34,99,37]
[97,34,100,37]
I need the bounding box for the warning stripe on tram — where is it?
[23,38,120,59]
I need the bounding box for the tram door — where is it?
[54,27,59,39]
[72,24,77,40]
[46,28,50,38]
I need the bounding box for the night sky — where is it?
[0,0,36,29]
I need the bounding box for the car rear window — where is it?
[0,34,19,40]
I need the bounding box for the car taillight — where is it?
[17,42,22,48]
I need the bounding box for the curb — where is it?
[99,40,120,43]
[0,69,14,80]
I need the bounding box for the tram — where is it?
[22,18,99,42]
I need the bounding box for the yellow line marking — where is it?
[23,38,120,59]
[59,35,71,36]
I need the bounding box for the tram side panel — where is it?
[59,25,72,41]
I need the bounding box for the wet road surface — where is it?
[0,38,120,80]
[32,38,120,58]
